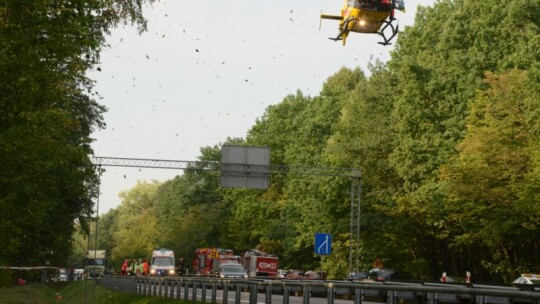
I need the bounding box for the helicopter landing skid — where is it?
[329,17,354,42]
[377,20,399,46]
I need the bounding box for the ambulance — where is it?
[150,249,175,276]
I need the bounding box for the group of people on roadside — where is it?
[120,258,149,276]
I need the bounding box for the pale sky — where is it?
[89,0,436,215]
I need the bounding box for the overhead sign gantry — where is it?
[92,145,362,272]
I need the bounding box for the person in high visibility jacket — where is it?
[130,258,137,275]
[134,259,141,276]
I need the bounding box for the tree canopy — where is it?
[0,0,154,267]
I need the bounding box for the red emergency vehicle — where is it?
[192,248,241,275]
[243,249,279,277]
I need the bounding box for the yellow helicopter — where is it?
[321,0,405,46]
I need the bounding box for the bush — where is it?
[0,269,13,287]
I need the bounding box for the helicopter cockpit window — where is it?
[348,0,362,9]
[350,0,381,9]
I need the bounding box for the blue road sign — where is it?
[314,233,332,255]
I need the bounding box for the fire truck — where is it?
[243,249,279,277]
[192,248,241,275]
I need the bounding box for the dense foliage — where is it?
[0,0,154,267]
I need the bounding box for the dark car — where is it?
[346,271,368,280]
[368,268,399,281]
[218,263,248,278]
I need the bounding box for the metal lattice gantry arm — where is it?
[91,156,220,171]
[91,156,362,179]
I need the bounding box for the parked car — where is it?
[512,274,540,285]
[368,268,399,281]
[73,269,84,281]
[285,269,304,279]
[304,271,326,280]
[346,271,368,280]
[51,269,68,282]
[218,263,248,278]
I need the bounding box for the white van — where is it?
[150,249,175,276]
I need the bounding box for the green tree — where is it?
[153,144,230,262]
[440,70,540,281]
[67,225,90,268]
[325,62,411,275]
[383,0,539,280]
[0,0,154,266]
[111,181,161,264]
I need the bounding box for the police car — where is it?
[512,274,540,285]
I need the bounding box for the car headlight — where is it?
[244,274,248,278]
[169,269,175,275]
[220,274,225,278]
[150,269,156,274]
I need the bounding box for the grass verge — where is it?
[0,280,194,304]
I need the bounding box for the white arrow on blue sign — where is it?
[314,233,332,255]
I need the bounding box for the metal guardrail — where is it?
[100,276,540,304]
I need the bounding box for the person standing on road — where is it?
[134,259,141,276]
[121,259,129,275]
[137,259,143,276]
[178,258,185,276]
[130,258,137,275]
[142,259,149,276]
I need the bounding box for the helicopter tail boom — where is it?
[320,14,343,21]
